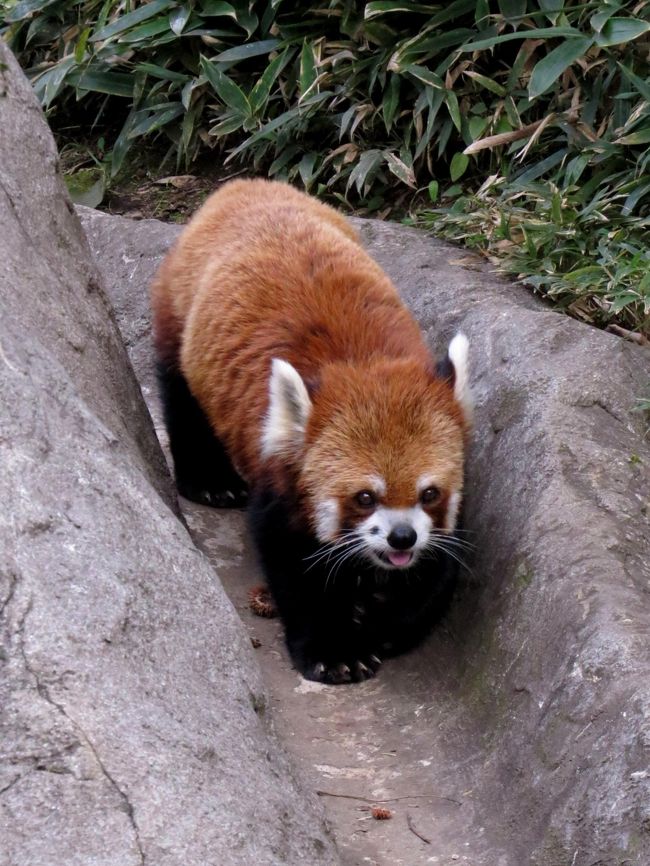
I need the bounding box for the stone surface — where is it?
[79,199,650,866]
[0,44,339,866]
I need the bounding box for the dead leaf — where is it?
[154,175,196,188]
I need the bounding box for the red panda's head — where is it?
[261,335,471,571]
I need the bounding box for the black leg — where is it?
[156,360,248,508]
[249,489,383,684]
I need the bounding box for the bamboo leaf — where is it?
[200,56,250,116]
[404,64,444,90]
[498,0,526,22]
[347,149,384,195]
[463,70,507,96]
[227,107,301,160]
[198,0,237,19]
[250,48,292,115]
[110,111,137,177]
[120,17,173,43]
[618,64,650,103]
[35,56,76,107]
[539,0,564,25]
[91,0,176,42]
[563,152,591,186]
[622,180,650,216]
[461,26,583,52]
[384,151,416,187]
[298,152,319,187]
[445,89,461,132]
[589,3,618,33]
[74,28,91,63]
[129,104,185,137]
[450,151,469,181]
[475,0,490,28]
[269,145,301,177]
[169,5,191,35]
[3,0,59,23]
[232,3,258,38]
[512,148,566,184]
[214,39,280,62]
[339,105,357,140]
[593,17,650,47]
[299,40,318,99]
[468,115,488,140]
[382,73,400,132]
[415,89,444,158]
[136,63,191,83]
[72,68,134,98]
[528,37,593,99]
[365,1,442,18]
[209,112,246,136]
[615,127,650,146]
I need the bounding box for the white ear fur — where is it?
[443,489,462,534]
[261,358,312,458]
[448,332,473,421]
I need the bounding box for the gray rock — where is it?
[0,43,339,866]
[79,204,650,865]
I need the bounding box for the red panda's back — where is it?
[153,179,431,481]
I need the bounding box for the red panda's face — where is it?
[261,340,471,572]
[298,361,467,570]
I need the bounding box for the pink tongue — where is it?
[388,551,412,567]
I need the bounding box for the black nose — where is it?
[387,524,417,550]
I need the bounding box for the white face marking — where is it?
[356,505,433,570]
[261,358,312,458]
[366,474,387,497]
[444,490,461,533]
[314,497,340,543]
[417,474,441,496]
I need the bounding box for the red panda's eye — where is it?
[421,486,441,505]
[355,490,376,509]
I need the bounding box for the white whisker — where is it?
[424,534,474,576]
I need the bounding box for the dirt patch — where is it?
[58,135,252,223]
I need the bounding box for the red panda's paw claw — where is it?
[207,488,249,508]
[177,482,249,509]
[307,656,381,685]
[310,662,352,685]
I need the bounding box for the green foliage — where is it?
[3,0,649,330]
[2,0,649,205]
[415,171,650,335]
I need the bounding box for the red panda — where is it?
[150,178,471,684]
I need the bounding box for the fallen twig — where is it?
[606,324,650,347]
[406,812,431,844]
[316,790,462,806]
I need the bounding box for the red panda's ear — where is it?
[261,358,313,458]
[437,333,473,423]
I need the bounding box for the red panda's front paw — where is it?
[177,479,249,509]
[305,655,382,685]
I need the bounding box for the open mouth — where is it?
[380,550,414,568]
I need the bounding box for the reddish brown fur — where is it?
[301,359,464,512]
[151,178,466,532]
